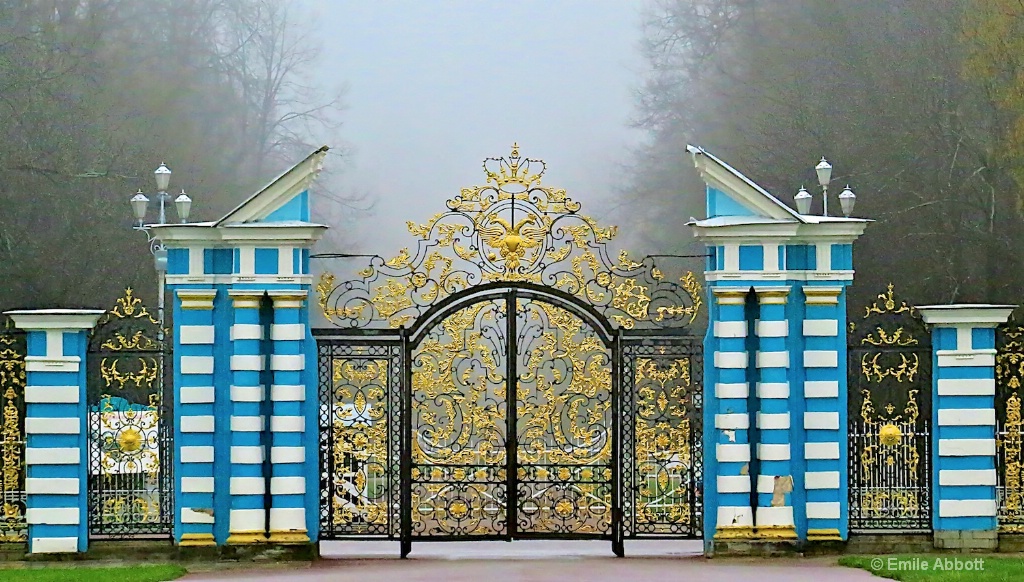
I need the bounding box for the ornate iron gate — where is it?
[86,289,173,538]
[997,313,1024,532]
[847,284,932,531]
[315,145,704,554]
[0,321,26,543]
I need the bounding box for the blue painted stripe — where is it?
[271,493,305,508]
[936,366,993,380]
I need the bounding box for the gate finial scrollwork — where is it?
[316,144,702,330]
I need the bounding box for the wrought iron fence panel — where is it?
[86,289,173,538]
[0,323,26,543]
[847,283,932,532]
[997,313,1024,532]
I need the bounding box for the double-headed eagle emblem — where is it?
[477,214,546,272]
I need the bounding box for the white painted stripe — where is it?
[717,506,754,528]
[44,330,62,358]
[30,537,78,554]
[231,415,265,432]
[756,474,777,494]
[716,444,751,463]
[937,350,996,367]
[231,385,265,403]
[806,502,841,519]
[804,412,840,430]
[25,357,79,373]
[714,352,748,369]
[181,477,215,493]
[180,386,215,404]
[804,351,838,368]
[270,415,305,432]
[757,412,790,430]
[755,506,794,526]
[231,355,265,371]
[231,324,264,340]
[938,378,995,396]
[278,245,295,277]
[271,324,306,341]
[806,442,840,460]
[756,351,789,368]
[230,477,266,495]
[715,413,749,430]
[756,382,789,399]
[181,416,215,433]
[269,507,306,531]
[938,408,995,426]
[714,321,747,338]
[25,478,79,495]
[939,469,997,487]
[179,325,215,345]
[26,507,79,525]
[182,508,216,524]
[956,326,973,351]
[939,439,996,456]
[804,381,839,399]
[939,499,997,518]
[25,385,78,403]
[756,320,789,338]
[25,448,78,465]
[229,508,265,531]
[803,319,839,337]
[815,243,831,272]
[717,476,751,493]
[180,446,215,463]
[271,384,306,402]
[25,417,78,434]
[764,243,780,271]
[271,447,305,464]
[805,471,841,489]
[271,477,306,495]
[715,383,749,399]
[231,446,265,464]
[181,356,215,375]
[757,444,790,461]
[723,243,740,272]
[271,354,305,371]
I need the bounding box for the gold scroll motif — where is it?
[0,330,26,542]
[997,325,1024,532]
[317,144,702,330]
[329,358,390,531]
[856,389,922,519]
[634,357,692,530]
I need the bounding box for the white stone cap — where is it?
[917,304,1015,326]
[4,309,106,330]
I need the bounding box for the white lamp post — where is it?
[794,157,857,217]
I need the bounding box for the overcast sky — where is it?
[301,0,649,255]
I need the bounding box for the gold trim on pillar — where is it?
[754,287,790,305]
[267,529,311,544]
[268,290,308,310]
[177,289,218,310]
[806,528,843,541]
[226,530,267,545]
[712,288,748,306]
[713,525,756,539]
[755,525,798,539]
[178,533,217,547]
[228,290,264,309]
[803,287,842,306]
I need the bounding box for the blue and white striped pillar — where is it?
[753,287,795,539]
[174,289,218,547]
[918,305,1012,550]
[226,291,267,544]
[5,309,104,554]
[267,291,309,544]
[711,287,755,539]
[800,286,845,541]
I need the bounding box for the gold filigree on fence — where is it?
[998,322,1024,532]
[316,144,702,331]
[0,326,26,543]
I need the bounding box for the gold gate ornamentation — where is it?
[0,323,26,543]
[997,318,1024,532]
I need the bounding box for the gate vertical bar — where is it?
[506,290,517,540]
[400,326,412,558]
[611,328,624,556]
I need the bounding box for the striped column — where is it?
[753,287,795,539]
[226,291,267,544]
[711,287,754,538]
[918,305,1012,550]
[6,309,104,554]
[175,290,218,546]
[267,291,309,544]
[801,286,844,541]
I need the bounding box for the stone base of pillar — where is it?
[178,533,217,547]
[934,530,998,551]
[806,528,843,541]
[267,530,310,544]
[226,531,267,545]
[711,539,800,556]
[755,525,798,540]
[713,525,756,539]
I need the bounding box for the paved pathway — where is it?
[181,541,878,582]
